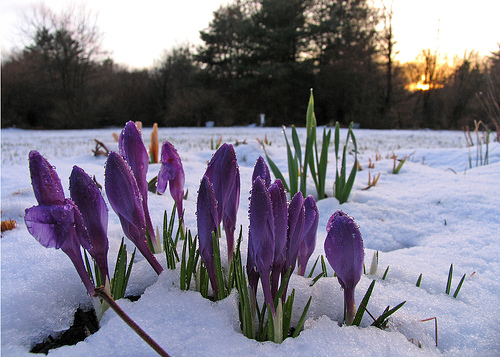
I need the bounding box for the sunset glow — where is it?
[407,75,429,91]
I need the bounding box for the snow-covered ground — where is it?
[1,126,499,356]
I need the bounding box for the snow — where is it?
[2,126,500,356]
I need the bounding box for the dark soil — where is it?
[29,295,140,354]
[30,308,99,354]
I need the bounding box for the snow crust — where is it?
[2,127,499,356]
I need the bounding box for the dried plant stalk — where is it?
[150,123,159,163]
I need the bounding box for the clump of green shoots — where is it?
[263,90,358,203]
[211,136,222,150]
[263,89,332,200]
[308,255,329,286]
[232,233,312,343]
[392,153,407,174]
[352,280,406,329]
[414,264,466,298]
[84,238,135,320]
[445,264,466,298]
[362,171,381,190]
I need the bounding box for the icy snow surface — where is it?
[2,126,500,356]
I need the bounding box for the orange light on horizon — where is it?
[408,75,430,91]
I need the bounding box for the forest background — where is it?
[2,0,500,131]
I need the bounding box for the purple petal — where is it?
[269,179,287,267]
[297,196,319,275]
[28,150,65,205]
[252,156,271,188]
[119,121,157,245]
[324,210,364,291]
[246,241,259,295]
[222,164,240,261]
[268,179,287,296]
[119,121,149,198]
[285,192,305,273]
[169,171,185,219]
[105,152,145,233]
[158,141,185,219]
[205,143,240,262]
[25,204,74,249]
[25,201,91,250]
[249,176,275,311]
[105,152,163,274]
[69,199,92,251]
[157,141,184,192]
[70,166,109,280]
[249,177,275,274]
[205,143,238,226]
[25,201,95,295]
[197,175,219,295]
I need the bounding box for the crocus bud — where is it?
[268,179,287,298]
[297,196,319,276]
[105,152,163,275]
[252,156,271,188]
[25,151,94,295]
[69,166,110,282]
[248,177,275,312]
[157,140,185,220]
[197,175,220,297]
[119,121,159,251]
[324,210,364,325]
[28,150,65,205]
[205,143,240,261]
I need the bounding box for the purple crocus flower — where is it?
[196,175,220,297]
[248,177,275,313]
[69,166,110,283]
[252,156,271,188]
[157,141,185,220]
[297,196,319,276]
[324,210,364,325]
[205,143,240,261]
[119,121,159,251]
[105,151,163,275]
[268,179,288,298]
[24,151,94,295]
[28,150,65,205]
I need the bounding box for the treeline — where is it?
[2,0,500,130]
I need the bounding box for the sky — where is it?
[1,0,499,69]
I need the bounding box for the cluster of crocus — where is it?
[105,122,185,275]
[24,151,108,295]
[247,156,319,312]
[196,144,240,298]
[324,210,364,325]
